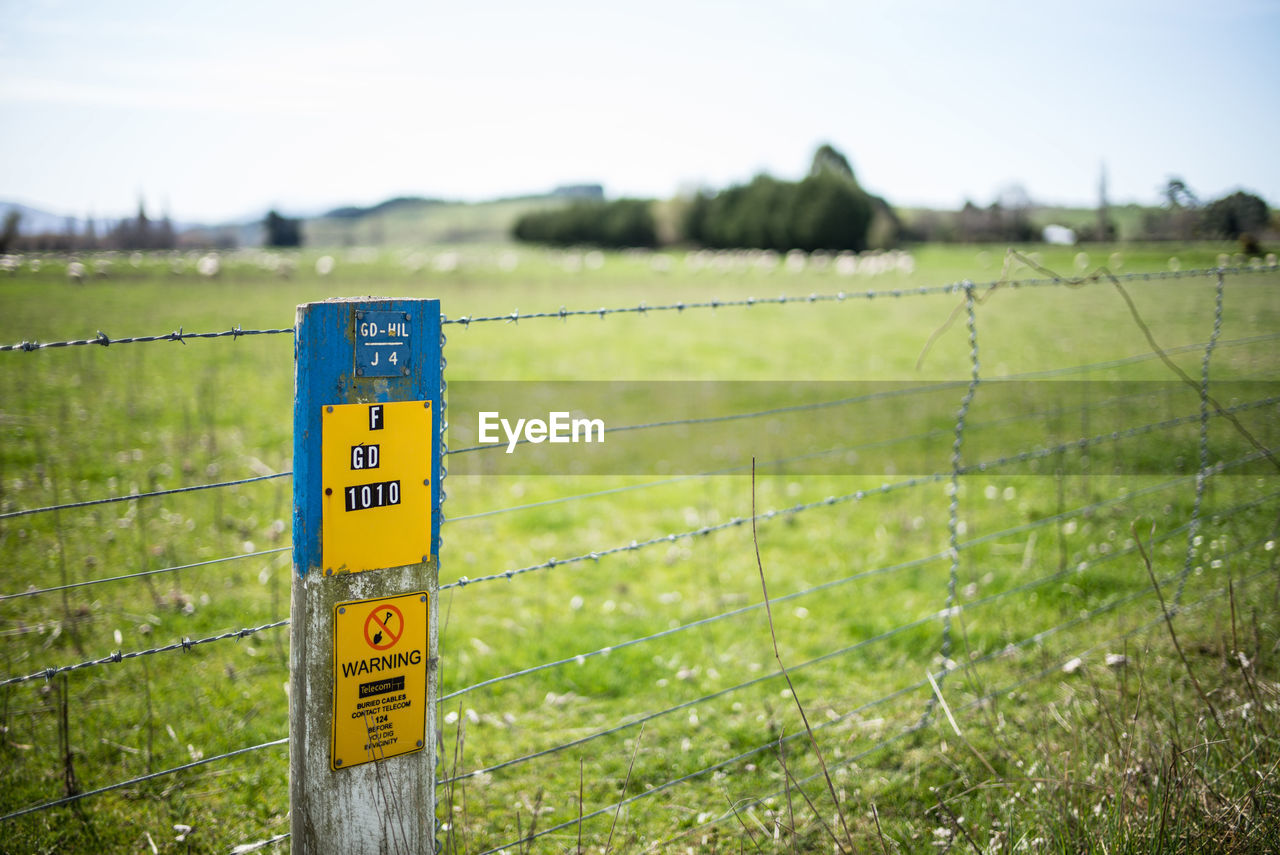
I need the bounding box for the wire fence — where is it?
[1,259,1277,852]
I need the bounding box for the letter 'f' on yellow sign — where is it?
[321,401,432,574]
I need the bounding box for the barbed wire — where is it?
[442,611,941,787]
[441,266,1276,329]
[1177,270,1226,604]
[5,268,1273,357]
[0,546,291,602]
[441,550,945,705]
[440,406,1276,593]
[8,391,1264,607]
[446,330,1278,459]
[442,466,1251,704]
[2,321,1272,530]
[0,352,1190,524]
[671,557,1275,848]
[439,469,1276,847]
[5,405,1261,689]
[470,672,934,855]
[531,539,1276,853]
[5,355,1268,525]
[0,326,293,353]
[220,500,1280,852]
[1,367,1258,536]
[0,737,289,822]
[441,473,1179,701]
[443,341,1276,524]
[3,263,1273,850]
[442,510,1275,793]
[0,618,289,687]
[0,471,290,521]
[939,283,977,694]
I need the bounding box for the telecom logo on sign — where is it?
[331,593,428,771]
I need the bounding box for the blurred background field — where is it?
[2,242,1278,852]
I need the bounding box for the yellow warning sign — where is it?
[321,400,432,574]
[331,592,428,771]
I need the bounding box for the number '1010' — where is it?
[345,480,401,511]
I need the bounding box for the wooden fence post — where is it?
[290,298,442,854]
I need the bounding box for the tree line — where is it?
[512,144,898,252]
[0,202,177,253]
[511,148,1273,251]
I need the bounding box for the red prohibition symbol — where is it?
[364,604,405,650]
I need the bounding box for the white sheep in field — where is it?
[196,253,221,278]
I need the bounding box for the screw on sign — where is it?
[364,603,404,651]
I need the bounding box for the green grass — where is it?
[1,243,1278,853]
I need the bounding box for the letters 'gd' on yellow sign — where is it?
[321,401,432,574]
[331,592,428,770]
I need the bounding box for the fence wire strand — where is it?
[1,619,290,686]
[0,737,289,823]
[0,471,291,521]
[4,330,1271,523]
[671,559,1275,848]
[1177,269,1227,604]
[3,264,1275,849]
[442,507,1275,791]
[941,283,977,677]
[5,268,1272,356]
[440,403,1276,593]
[0,326,293,353]
[443,462,1275,708]
[479,544,1275,854]
[0,546,291,602]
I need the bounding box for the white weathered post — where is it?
[290,298,442,853]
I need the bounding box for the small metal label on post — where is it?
[355,310,411,377]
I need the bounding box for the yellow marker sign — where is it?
[331,592,428,771]
[321,400,432,574]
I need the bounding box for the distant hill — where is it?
[0,200,206,238]
[304,187,602,245]
[302,196,574,246]
[0,201,84,236]
[322,196,449,219]
[0,194,579,249]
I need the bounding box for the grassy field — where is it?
[1,243,1279,854]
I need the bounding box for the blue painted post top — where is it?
[292,298,442,578]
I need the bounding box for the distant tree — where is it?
[952,198,1036,244]
[512,199,656,248]
[0,210,20,253]
[265,210,303,247]
[1201,191,1269,240]
[600,199,658,248]
[789,173,872,251]
[1143,177,1201,239]
[678,145,882,252]
[681,191,712,246]
[1163,177,1199,210]
[809,143,857,182]
[156,214,175,250]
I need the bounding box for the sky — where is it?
[2,0,1278,224]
